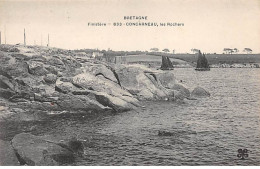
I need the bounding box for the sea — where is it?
[1,68,260,165]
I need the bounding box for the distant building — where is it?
[92,52,104,58]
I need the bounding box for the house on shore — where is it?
[92,52,104,58]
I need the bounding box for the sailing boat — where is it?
[195,50,210,71]
[160,56,174,70]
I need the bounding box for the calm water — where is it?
[1,68,260,165]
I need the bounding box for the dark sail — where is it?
[195,50,210,71]
[160,56,174,70]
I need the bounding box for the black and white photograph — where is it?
[0,0,260,166]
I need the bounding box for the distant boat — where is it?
[160,56,174,70]
[195,50,210,71]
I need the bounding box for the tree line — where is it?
[150,48,253,54]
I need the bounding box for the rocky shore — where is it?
[0,44,209,165]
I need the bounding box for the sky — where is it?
[0,0,260,53]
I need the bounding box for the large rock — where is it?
[55,78,78,94]
[27,61,49,76]
[48,57,64,67]
[85,63,119,84]
[0,140,20,165]
[0,75,25,98]
[0,106,47,122]
[0,106,17,122]
[72,89,137,112]
[0,88,16,99]
[94,91,135,112]
[72,73,139,110]
[19,92,110,113]
[44,65,59,75]
[136,72,169,100]
[113,65,142,94]
[156,71,176,89]
[191,86,210,97]
[11,133,75,166]
[114,65,174,100]
[56,93,110,112]
[172,84,190,97]
[0,58,29,78]
[43,74,57,84]
[0,75,15,90]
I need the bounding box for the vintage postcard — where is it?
[0,0,260,166]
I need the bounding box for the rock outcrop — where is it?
[0,45,140,120]
[11,133,82,166]
[0,44,206,121]
[114,64,176,100]
[0,140,20,165]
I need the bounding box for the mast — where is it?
[4,25,6,44]
[47,34,49,47]
[24,28,26,46]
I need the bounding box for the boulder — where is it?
[43,74,57,84]
[0,140,20,165]
[11,133,75,166]
[71,89,135,112]
[56,93,109,112]
[136,73,169,100]
[36,135,84,156]
[0,75,24,97]
[114,65,173,100]
[0,56,28,78]
[48,57,64,67]
[0,75,15,90]
[95,92,135,112]
[191,86,210,97]
[156,71,176,89]
[172,84,190,97]
[0,88,16,99]
[18,92,110,113]
[0,106,17,122]
[44,65,58,75]
[0,107,48,122]
[55,78,78,94]
[85,64,118,84]
[72,73,139,107]
[27,61,49,76]
[174,90,186,100]
[114,66,142,93]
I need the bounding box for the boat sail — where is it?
[160,56,174,70]
[195,50,210,71]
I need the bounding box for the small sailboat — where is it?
[195,50,210,71]
[160,56,174,70]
